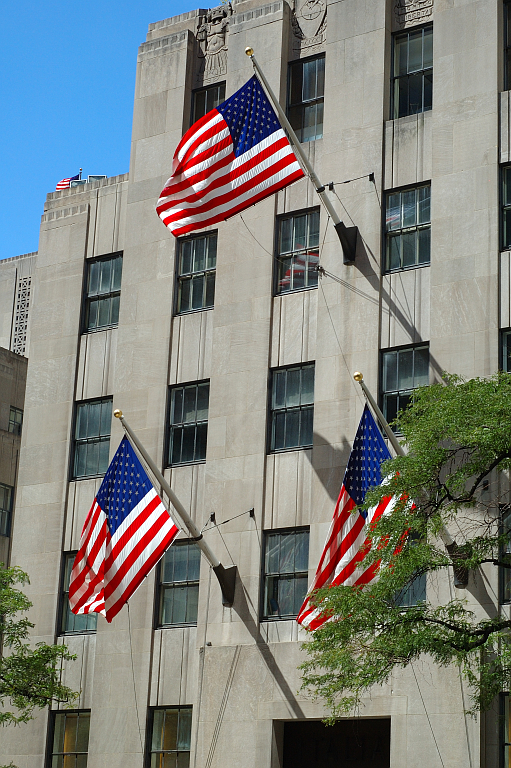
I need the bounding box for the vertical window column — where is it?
[270,364,314,452]
[192,82,226,123]
[385,185,431,271]
[158,542,201,626]
[84,253,123,332]
[381,345,429,425]
[49,711,90,768]
[148,707,192,768]
[72,398,113,479]
[276,209,319,294]
[176,234,217,314]
[60,553,97,634]
[287,55,325,142]
[262,529,309,619]
[168,382,209,466]
[0,483,13,537]
[8,406,23,435]
[392,25,433,118]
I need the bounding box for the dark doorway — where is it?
[282,718,391,768]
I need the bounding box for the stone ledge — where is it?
[138,30,190,60]
[41,204,89,223]
[45,173,129,206]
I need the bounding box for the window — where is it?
[8,406,23,435]
[60,553,97,634]
[501,506,511,604]
[262,528,309,619]
[192,82,225,123]
[72,398,113,479]
[147,707,192,768]
[157,541,200,626]
[504,694,511,768]
[0,483,12,537]
[381,345,429,425]
[168,382,209,466]
[84,253,122,332]
[394,538,426,608]
[48,710,90,768]
[502,167,511,250]
[282,719,391,768]
[502,329,511,372]
[506,2,511,91]
[287,55,325,143]
[275,209,320,294]
[385,184,430,271]
[176,233,217,314]
[269,364,314,452]
[392,25,432,119]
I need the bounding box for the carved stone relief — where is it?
[197,4,232,82]
[394,0,433,29]
[291,0,326,55]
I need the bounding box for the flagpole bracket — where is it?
[213,563,237,606]
[334,221,358,264]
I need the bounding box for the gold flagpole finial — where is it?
[245,47,254,56]
[353,372,363,382]
[114,409,123,418]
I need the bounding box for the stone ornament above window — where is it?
[197,4,232,83]
[292,0,326,55]
[394,0,433,30]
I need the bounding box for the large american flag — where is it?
[156,75,304,237]
[297,405,395,631]
[55,173,80,191]
[69,436,179,623]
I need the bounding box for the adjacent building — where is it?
[2,0,510,765]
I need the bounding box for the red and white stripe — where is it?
[296,485,396,631]
[56,177,72,191]
[156,109,304,237]
[69,487,179,623]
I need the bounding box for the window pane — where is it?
[504,209,511,251]
[161,587,174,624]
[408,30,423,72]
[206,235,217,269]
[188,547,201,581]
[295,531,309,572]
[193,238,206,272]
[396,75,408,119]
[205,272,215,307]
[172,586,188,624]
[273,371,286,410]
[289,61,303,106]
[172,388,184,426]
[384,393,398,424]
[395,35,408,76]
[386,234,401,271]
[300,366,314,405]
[316,55,325,97]
[293,215,307,252]
[423,71,433,110]
[273,410,286,451]
[173,546,188,582]
[398,349,414,390]
[423,26,433,69]
[88,261,100,296]
[110,294,120,326]
[85,441,99,477]
[402,190,416,228]
[285,369,301,407]
[63,714,78,753]
[53,714,67,754]
[183,387,197,424]
[75,714,90,752]
[288,105,303,140]
[308,210,320,247]
[300,406,313,447]
[87,402,100,437]
[112,256,123,291]
[97,297,110,328]
[383,351,398,393]
[181,241,193,275]
[99,400,112,436]
[418,227,431,265]
[386,194,401,231]
[163,710,178,751]
[284,409,300,448]
[193,90,206,122]
[74,443,87,478]
[99,259,112,294]
[414,347,429,387]
[185,584,199,624]
[408,73,423,114]
[152,710,166,751]
[279,533,296,574]
[195,423,207,461]
[177,709,193,751]
[280,218,293,254]
[180,425,196,463]
[314,99,324,140]
[265,534,280,575]
[418,186,430,223]
[401,230,416,268]
[191,275,205,310]
[196,384,209,421]
[170,427,183,465]
[302,102,318,143]
[277,576,295,615]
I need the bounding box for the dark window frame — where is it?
[501,328,511,372]
[384,182,431,273]
[166,381,210,467]
[82,252,123,334]
[502,166,511,251]
[46,709,91,768]
[174,232,217,316]
[260,526,310,621]
[0,482,13,538]
[145,706,193,768]
[191,81,226,125]
[8,406,23,435]
[380,343,430,428]
[274,207,320,295]
[287,53,325,143]
[156,540,201,628]
[71,397,113,480]
[391,23,433,119]
[268,363,315,454]
[500,505,511,605]
[58,552,98,635]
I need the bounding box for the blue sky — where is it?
[0,1,198,261]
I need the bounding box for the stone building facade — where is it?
[2,0,509,765]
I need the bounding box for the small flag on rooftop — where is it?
[297,405,396,631]
[69,435,179,623]
[156,75,305,237]
[55,173,80,191]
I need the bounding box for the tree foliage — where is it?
[0,565,77,727]
[300,372,511,716]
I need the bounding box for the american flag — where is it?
[297,405,395,631]
[156,75,304,237]
[55,174,80,191]
[69,436,179,623]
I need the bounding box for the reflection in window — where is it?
[8,406,23,435]
[381,345,429,426]
[72,398,113,479]
[270,364,314,452]
[501,507,511,604]
[392,25,433,119]
[158,542,200,626]
[49,711,90,768]
[288,55,325,143]
[149,707,192,768]
[60,553,97,634]
[168,382,209,466]
[0,483,12,537]
[84,254,122,332]
[276,210,319,294]
[192,82,226,123]
[176,234,217,314]
[385,185,430,271]
[262,529,309,619]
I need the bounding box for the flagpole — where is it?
[351,372,469,585]
[245,47,358,263]
[113,409,236,605]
